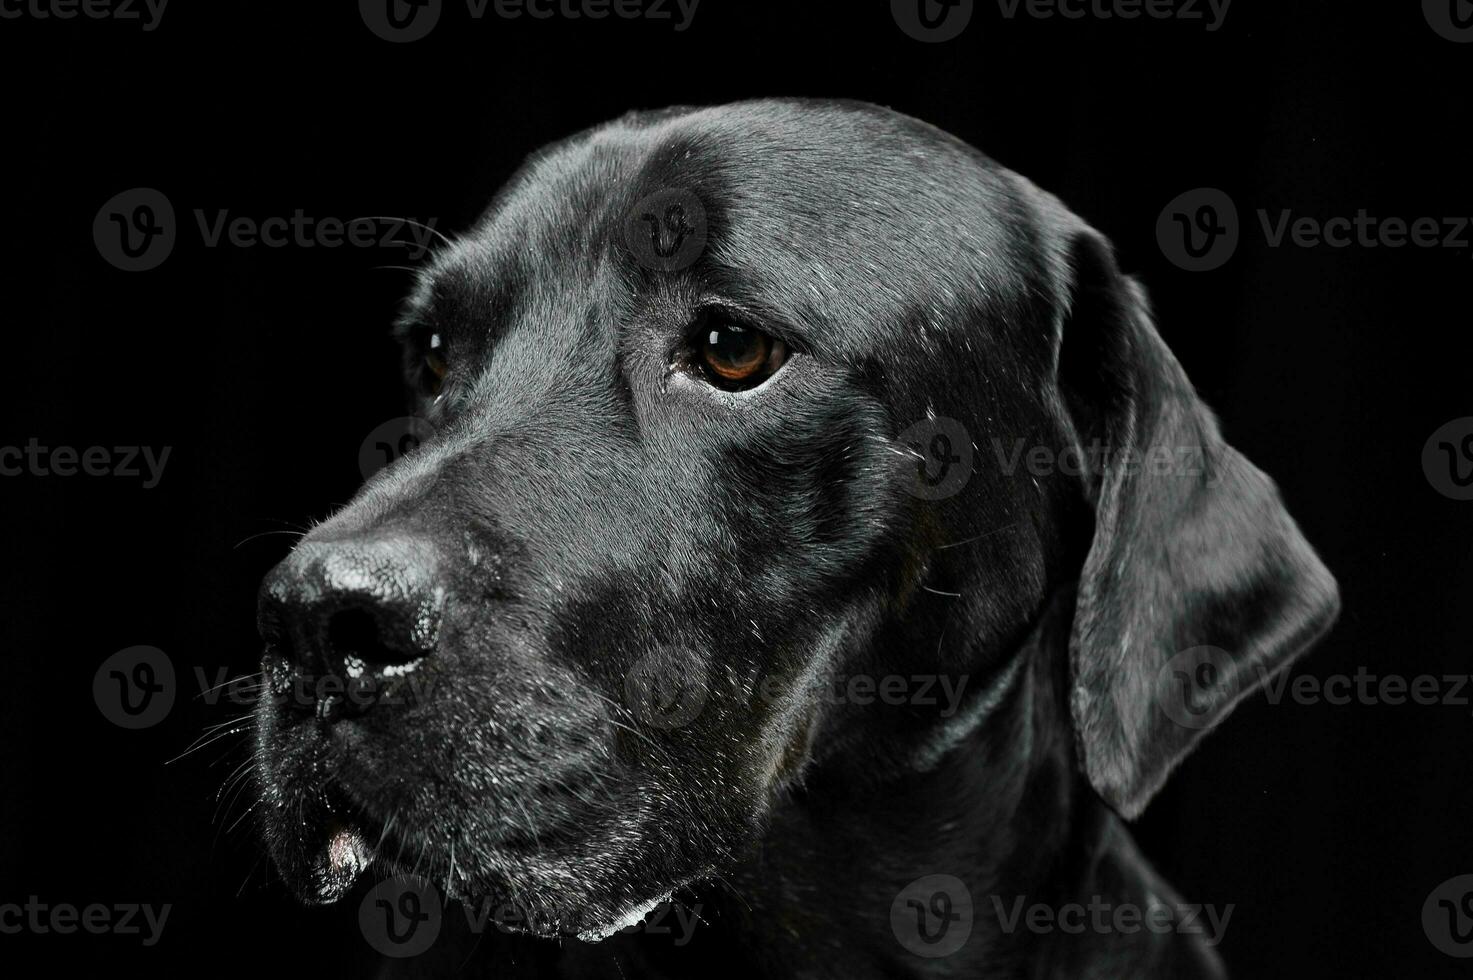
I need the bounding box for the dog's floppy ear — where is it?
[1053,227,1339,820]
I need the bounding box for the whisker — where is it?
[935,522,1018,551]
[167,714,254,765]
[355,215,454,249]
[196,671,264,700]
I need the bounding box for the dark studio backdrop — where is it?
[1,1,1469,976]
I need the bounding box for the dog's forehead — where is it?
[414,101,1052,360]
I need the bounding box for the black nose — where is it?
[258,535,445,721]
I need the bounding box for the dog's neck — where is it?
[709,610,1075,978]
[700,600,1215,980]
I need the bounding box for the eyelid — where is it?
[693,296,806,354]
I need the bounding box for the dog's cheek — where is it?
[717,404,897,582]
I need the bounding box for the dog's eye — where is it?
[423,333,449,397]
[696,315,787,390]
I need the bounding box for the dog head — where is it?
[253,99,1337,937]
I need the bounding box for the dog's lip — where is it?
[281,778,385,906]
[305,818,376,905]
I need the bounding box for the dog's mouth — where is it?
[285,795,691,943]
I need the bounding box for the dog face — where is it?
[253,100,1337,938]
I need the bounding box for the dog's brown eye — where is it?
[424,333,448,396]
[699,318,786,389]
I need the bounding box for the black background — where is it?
[2,1,1469,976]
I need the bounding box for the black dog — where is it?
[253,99,1338,978]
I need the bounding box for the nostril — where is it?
[257,535,444,722]
[325,605,424,669]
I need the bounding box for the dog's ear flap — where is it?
[1055,228,1339,820]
